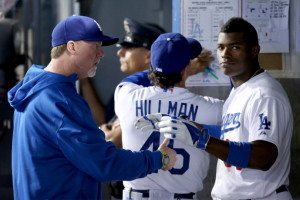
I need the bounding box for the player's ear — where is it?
[251,45,260,58]
[66,41,77,54]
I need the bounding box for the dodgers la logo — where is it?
[258,113,271,135]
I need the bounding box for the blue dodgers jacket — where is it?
[7,65,162,200]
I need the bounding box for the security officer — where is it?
[117,17,166,74]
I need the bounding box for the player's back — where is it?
[115,82,223,193]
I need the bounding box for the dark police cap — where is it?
[117,18,165,49]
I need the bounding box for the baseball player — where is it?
[114,33,223,200]
[145,17,293,199]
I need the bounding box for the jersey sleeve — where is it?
[114,70,151,118]
[247,96,287,147]
[114,81,144,119]
[198,96,224,125]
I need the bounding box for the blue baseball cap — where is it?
[51,15,119,47]
[187,38,202,59]
[151,33,192,75]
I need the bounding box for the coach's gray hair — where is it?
[51,44,67,58]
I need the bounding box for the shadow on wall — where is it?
[280,79,300,198]
[0,128,13,200]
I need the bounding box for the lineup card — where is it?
[181,0,241,86]
[242,0,290,53]
[181,0,241,51]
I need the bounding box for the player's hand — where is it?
[157,138,177,171]
[134,113,167,132]
[157,115,210,150]
[157,116,198,146]
[187,49,214,76]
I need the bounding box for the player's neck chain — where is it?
[250,68,264,80]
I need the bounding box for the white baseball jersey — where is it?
[211,71,293,199]
[115,81,223,193]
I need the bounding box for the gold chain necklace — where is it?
[250,68,264,79]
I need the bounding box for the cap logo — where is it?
[93,19,102,31]
[155,68,162,72]
[125,36,133,42]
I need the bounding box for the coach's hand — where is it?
[158,138,177,171]
[157,116,210,150]
[135,113,167,132]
